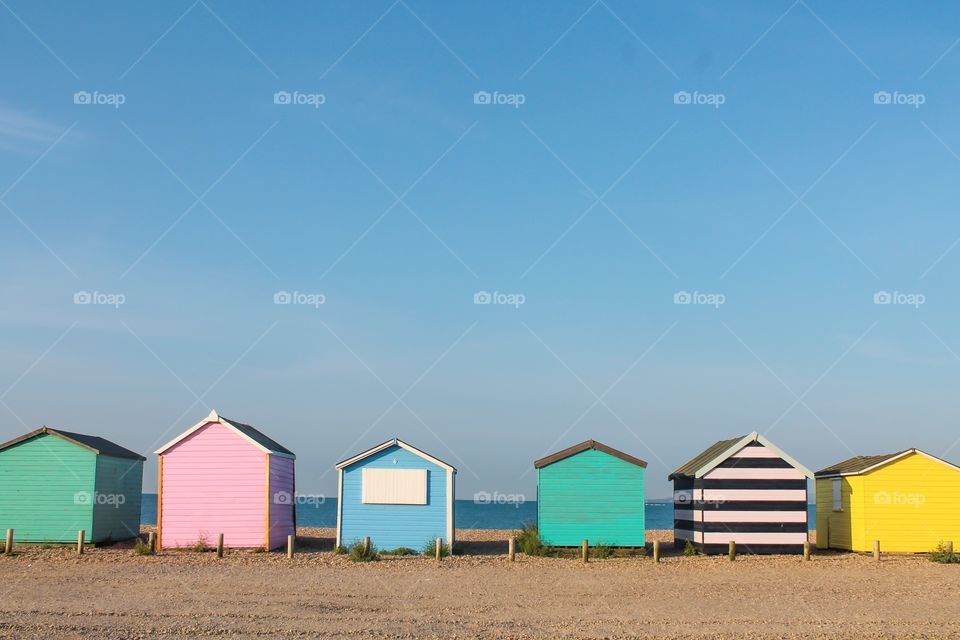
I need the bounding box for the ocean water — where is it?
[140,495,816,530]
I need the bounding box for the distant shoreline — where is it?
[136,495,819,529]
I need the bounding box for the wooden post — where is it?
[287,535,294,559]
[947,541,954,555]
[363,536,371,556]
[728,541,736,561]
[4,529,12,555]
[653,540,661,563]
[508,538,515,562]
[873,540,880,561]
[435,537,442,561]
[148,532,156,554]
[581,539,588,563]
[803,541,810,561]
[216,533,224,558]
[77,530,85,556]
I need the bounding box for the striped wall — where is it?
[673,440,809,554]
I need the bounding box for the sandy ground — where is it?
[0,528,959,639]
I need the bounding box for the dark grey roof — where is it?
[815,451,910,477]
[669,435,745,480]
[0,427,146,460]
[534,440,647,469]
[219,416,295,457]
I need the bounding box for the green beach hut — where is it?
[0,427,145,543]
[534,440,647,547]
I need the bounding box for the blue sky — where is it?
[2,1,960,499]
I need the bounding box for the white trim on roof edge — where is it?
[693,432,814,479]
[335,467,344,548]
[816,449,960,478]
[446,467,455,547]
[335,438,456,472]
[154,410,295,458]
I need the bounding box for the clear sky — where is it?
[2,1,960,499]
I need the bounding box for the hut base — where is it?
[674,540,805,555]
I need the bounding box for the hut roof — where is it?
[815,449,960,477]
[0,427,146,460]
[155,410,295,458]
[669,432,813,480]
[534,440,647,469]
[336,438,455,472]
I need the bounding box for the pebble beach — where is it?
[1,527,959,639]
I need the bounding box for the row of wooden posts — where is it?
[3,528,944,561]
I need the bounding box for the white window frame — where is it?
[362,468,427,505]
[832,478,843,512]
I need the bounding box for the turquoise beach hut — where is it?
[335,438,455,551]
[0,426,145,543]
[535,440,647,547]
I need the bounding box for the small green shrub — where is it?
[683,541,700,557]
[348,539,379,562]
[251,546,266,554]
[930,542,960,564]
[593,542,612,559]
[516,522,546,557]
[190,534,211,553]
[421,539,450,558]
[134,539,154,556]
[381,547,418,556]
[333,544,347,555]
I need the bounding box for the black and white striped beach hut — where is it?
[669,432,813,554]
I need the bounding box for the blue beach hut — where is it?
[335,438,456,551]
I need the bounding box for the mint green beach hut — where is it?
[534,440,647,547]
[0,427,145,543]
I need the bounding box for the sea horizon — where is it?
[139,495,817,530]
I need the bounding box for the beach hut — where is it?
[336,438,455,551]
[0,426,145,543]
[670,432,812,554]
[155,410,296,550]
[534,440,647,547]
[815,448,960,553]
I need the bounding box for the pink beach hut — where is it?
[155,410,296,550]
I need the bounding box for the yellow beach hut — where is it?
[815,449,960,552]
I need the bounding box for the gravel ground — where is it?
[0,528,958,639]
